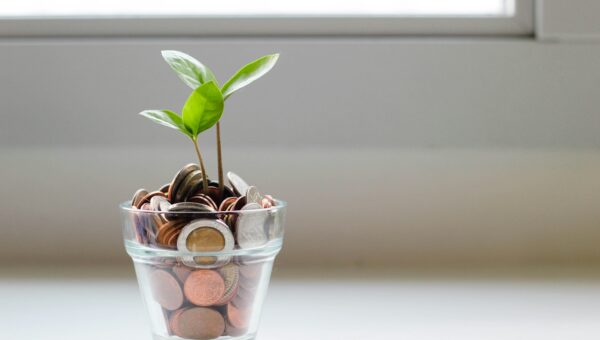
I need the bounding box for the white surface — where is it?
[2,267,600,340]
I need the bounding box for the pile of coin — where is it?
[146,262,264,339]
[129,164,281,340]
[130,163,280,252]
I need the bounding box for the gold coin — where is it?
[186,227,226,252]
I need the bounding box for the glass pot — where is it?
[121,201,286,340]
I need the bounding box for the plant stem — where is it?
[192,138,209,195]
[216,121,224,199]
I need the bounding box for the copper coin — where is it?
[168,163,201,202]
[216,264,240,305]
[172,264,192,283]
[227,303,250,329]
[264,194,276,206]
[171,307,225,340]
[261,198,273,208]
[219,196,237,212]
[131,188,148,208]
[188,194,218,211]
[231,287,254,309]
[149,269,184,311]
[184,270,226,306]
[167,228,182,247]
[139,190,167,208]
[159,183,170,193]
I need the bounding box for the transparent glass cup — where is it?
[121,201,286,340]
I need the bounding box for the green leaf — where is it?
[221,53,279,100]
[139,109,193,137]
[161,50,217,89]
[182,81,224,137]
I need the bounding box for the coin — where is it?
[150,195,170,212]
[227,171,250,196]
[216,264,240,305]
[156,220,185,248]
[245,186,263,205]
[184,270,226,306]
[264,194,276,206]
[218,196,237,212]
[176,169,204,203]
[168,163,201,202]
[188,194,218,211]
[235,203,268,249]
[131,188,148,208]
[159,183,170,193]
[227,303,250,329]
[172,264,192,284]
[261,197,273,208]
[166,202,215,221]
[149,269,184,311]
[177,219,234,267]
[170,307,225,340]
[178,219,234,252]
[138,191,167,208]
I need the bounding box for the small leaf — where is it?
[161,50,217,89]
[139,109,193,138]
[221,53,279,100]
[182,81,224,137]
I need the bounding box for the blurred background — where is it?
[2,1,600,339]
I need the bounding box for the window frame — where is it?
[0,0,534,37]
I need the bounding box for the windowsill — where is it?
[3,265,600,339]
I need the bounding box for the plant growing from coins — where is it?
[140,50,279,197]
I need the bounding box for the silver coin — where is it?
[177,219,234,268]
[245,186,263,205]
[150,195,170,211]
[227,171,250,196]
[235,203,268,249]
[216,263,240,305]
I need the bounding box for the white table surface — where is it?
[2,266,600,340]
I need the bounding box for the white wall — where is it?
[2,38,600,266]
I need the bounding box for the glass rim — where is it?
[119,199,287,215]
[124,239,283,258]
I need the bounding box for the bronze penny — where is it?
[131,188,148,208]
[184,270,226,306]
[227,303,250,329]
[149,269,184,311]
[168,163,200,202]
[171,307,225,340]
